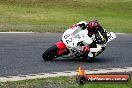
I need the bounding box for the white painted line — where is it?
[0,32,34,33]
[86,67,132,74]
[0,67,132,82]
[115,33,126,34]
[0,32,128,34]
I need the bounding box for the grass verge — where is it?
[0,76,132,88]
[0,0,132,33]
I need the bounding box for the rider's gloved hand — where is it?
[82,46,90,53]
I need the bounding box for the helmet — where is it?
[87,20,100,33]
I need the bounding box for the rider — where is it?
[71,20,108,61]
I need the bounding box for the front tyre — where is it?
[42,45,59,61]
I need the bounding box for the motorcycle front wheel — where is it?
[42,45,59,61]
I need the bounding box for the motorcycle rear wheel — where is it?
[86,57,95,63]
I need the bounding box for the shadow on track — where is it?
[42,57,110,63]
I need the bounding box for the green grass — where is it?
[0,76,132,88]
[0,0,132,32]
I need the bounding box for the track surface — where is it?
[0,33,132,77]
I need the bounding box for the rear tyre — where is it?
[86,57,95,63]
[42,45,58,61]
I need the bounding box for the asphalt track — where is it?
[0,33,132,77]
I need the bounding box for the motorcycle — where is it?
[42,26,116,61]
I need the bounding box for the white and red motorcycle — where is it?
[42,26,116,61]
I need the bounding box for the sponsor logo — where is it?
[76,66,131,85]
